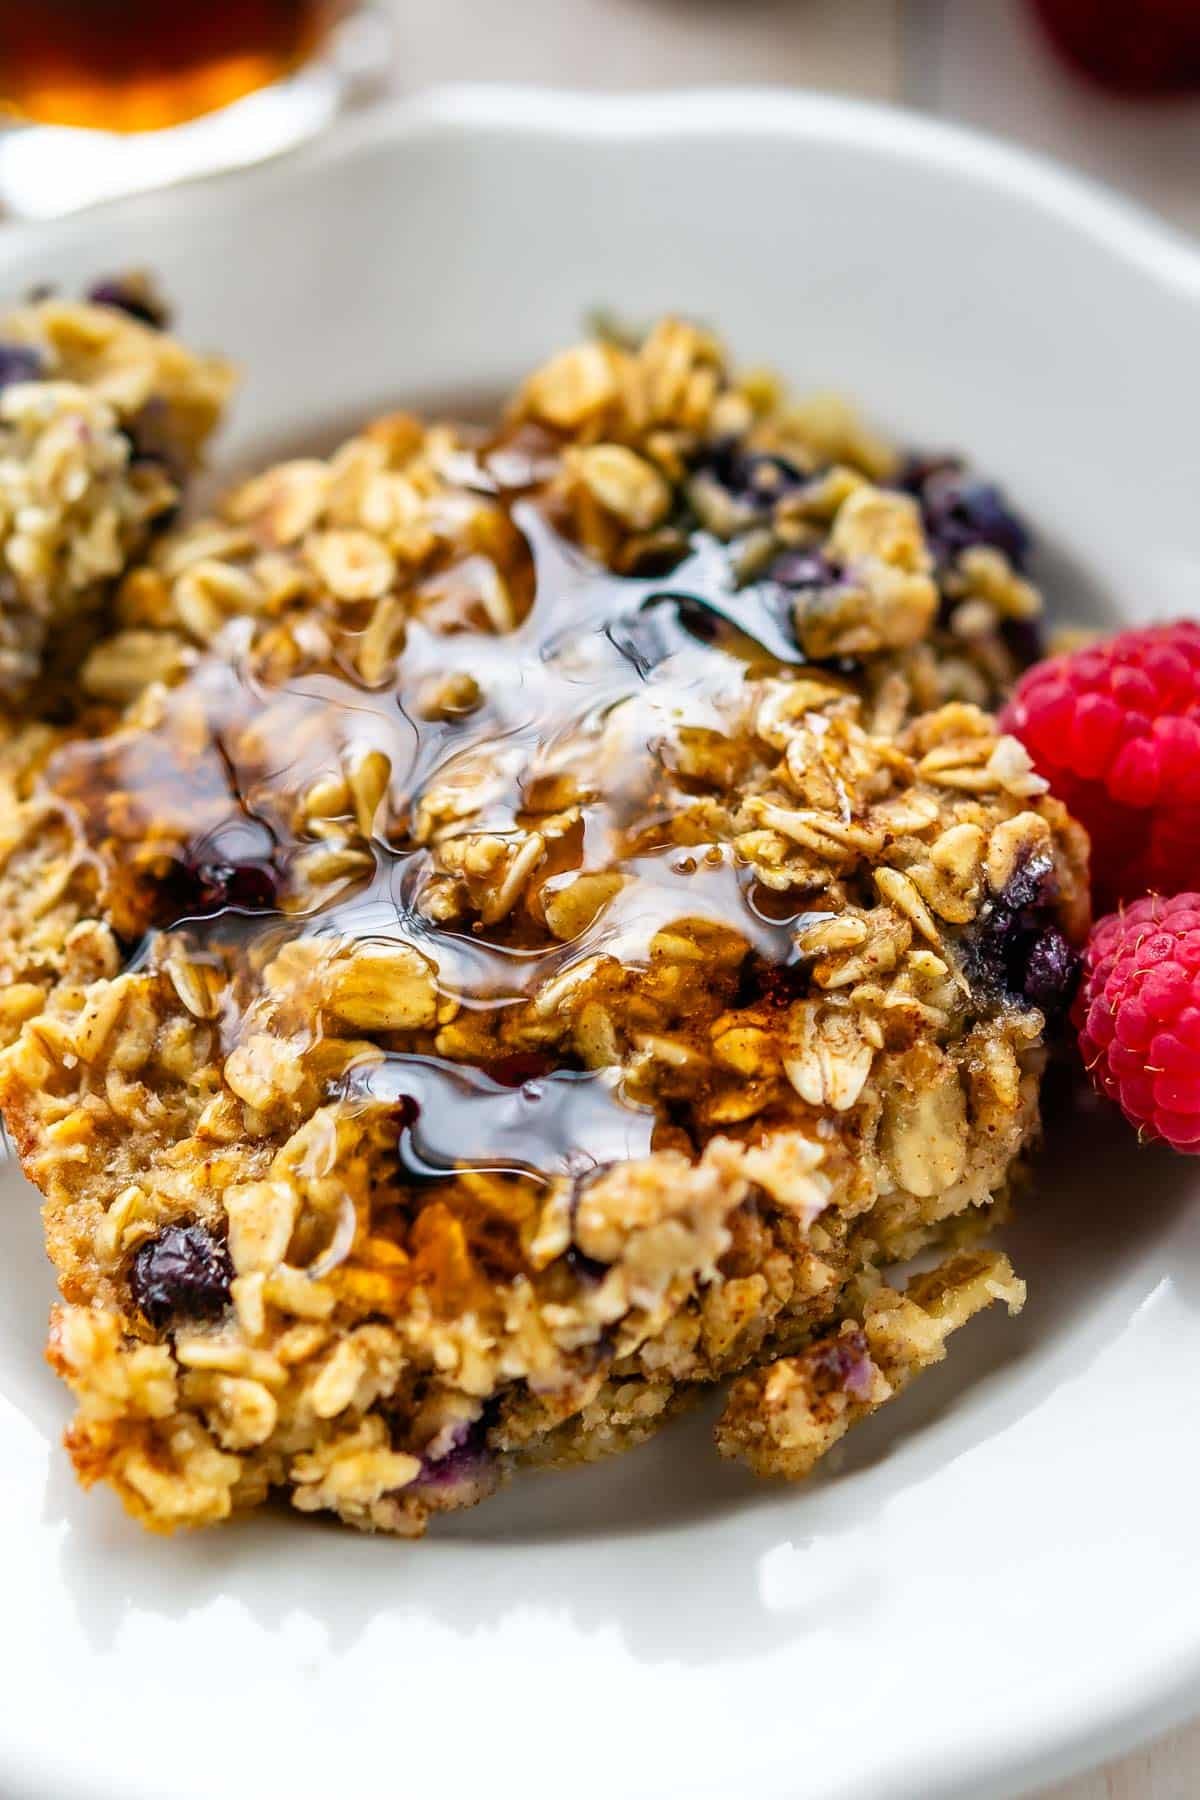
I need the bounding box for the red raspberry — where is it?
[999,622,1200,911]
[1074,893,1200,1153]
[1029,0,1200,97]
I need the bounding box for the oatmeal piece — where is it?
[0,287,233,702]
[716,1249,1025,1478]
[0,316,1088,1535]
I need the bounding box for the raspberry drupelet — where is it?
[1000,621,1200,912]
[1074,893,1200,1153]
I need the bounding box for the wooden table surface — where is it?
[390,2,1200,1795]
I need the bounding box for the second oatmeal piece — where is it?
[0,285,232,704]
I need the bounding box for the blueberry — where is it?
[697,443,808,511]
[411,1424,495,1496]
[218,861,279,910]
[809,1329,874,1400]
[966,854,1079,1022]
[161,820,281,921]
[898,453,959,494]
[86,276,170,331]
[902,455,1031,569]
[0,343,44,388]
[1021,926,1080,1017]
[130,1222,233,1328]
[163,856,280,920]
[999,851,1053,915]
[967,897,1037,1005]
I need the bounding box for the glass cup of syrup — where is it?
[0,0,389,219]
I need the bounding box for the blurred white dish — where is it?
[1,86,1199,1800]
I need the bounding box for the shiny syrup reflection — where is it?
[47,445,832,1182]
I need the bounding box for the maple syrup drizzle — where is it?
[350,1055,654,1185]
[49,453,830,1179]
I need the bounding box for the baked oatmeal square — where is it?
[0,301,1088,1534]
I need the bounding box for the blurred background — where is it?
[0,0,1197,229]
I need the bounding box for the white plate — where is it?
[1,88,1199,1800]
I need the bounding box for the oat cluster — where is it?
[0,295,232,701]
[0,305,1088,1534]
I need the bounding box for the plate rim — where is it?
[1,83,1199,302]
